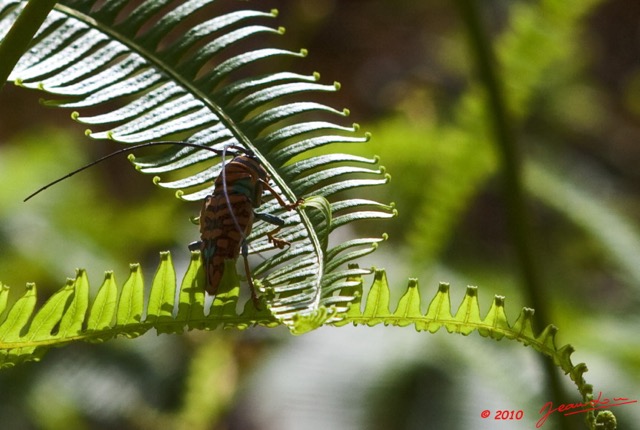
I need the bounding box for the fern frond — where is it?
[334,269,614,430]
[0,0,395,327]
[0,251,276,368]
[0,257,615,429]
[0,252,367,366]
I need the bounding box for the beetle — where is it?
[188,146,302,307]
[24,141,302,307]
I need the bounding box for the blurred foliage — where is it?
[1,0,640,429]
[0,129,192,296]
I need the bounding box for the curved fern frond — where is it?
[335,269,614,430]
[0,0,395,327]
[0,255,614,429]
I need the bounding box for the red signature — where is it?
[537,391,637,428]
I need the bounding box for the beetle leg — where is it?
[188,240,202,251]
[254,212,291,248]
[266,225,288,248]
[259,179,304,211]
[241,240,261,309]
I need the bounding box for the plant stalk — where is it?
[0,0,58,92]
[454,1,576,429]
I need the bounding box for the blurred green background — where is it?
[1,0,639,429]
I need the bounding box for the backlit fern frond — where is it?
[0,0,395,327]
[0,256,614,430]
[336,269,610,430]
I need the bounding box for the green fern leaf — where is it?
[115,264,145,336]
[0,0,394,328]
[176,252,207,330]
[338,270,609,429]
[452,286,481,335]
[208,260,243,325]
[23,281,75,351]
[361,270,392,324]
[477,295,510,340]
[0,254,617,428]
[423,283,453,333]
[0,283,37,342]
[146,251,177,327]
[86,272,118,336]
[0,284,39,367]
[59,270,89,336]
[390,279,421,327]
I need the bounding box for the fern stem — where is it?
[453,1,575,429]
[454,0,546,327]
[0,0,58,91]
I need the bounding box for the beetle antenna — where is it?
[24,140,273,261]
[23,141,234,202]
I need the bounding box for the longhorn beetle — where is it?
[187,144,302,307]
[24,141,303,307]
